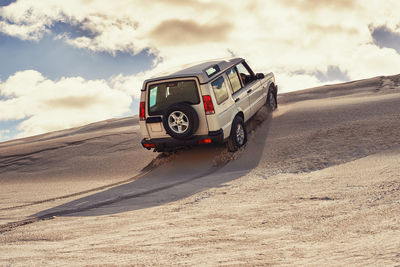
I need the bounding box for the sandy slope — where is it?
[0,75,399,266]
[0,117,156,221]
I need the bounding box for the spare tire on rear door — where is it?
[163,103,199,140]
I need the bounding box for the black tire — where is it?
[227,116,247,152]
[266,86,277,111]
[163,103,199,140]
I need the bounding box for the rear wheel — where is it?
[227,116,247,152]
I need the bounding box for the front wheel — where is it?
[227,116,247,152]
[266,86,277,111]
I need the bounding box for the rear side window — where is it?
[148,80,200,116]
[149,87,157,108]
[211,76,229,104]
[226,67,242,93]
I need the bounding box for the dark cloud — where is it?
[152,0,220,10]
[315,66,350,82]
[307,24,358,35]
[45,96,98,109]
[290,66,350,83]
[245,1,259,12]
[154,0,197,6]
[282,0,357,10]
[150,19,232,45]
[371,25,400,54]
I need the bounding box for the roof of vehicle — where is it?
[144,57,244,86]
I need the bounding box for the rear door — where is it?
[226,67,252,121]
[145,78,208,139]
[209,74,237,135]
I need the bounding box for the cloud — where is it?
[281,0,358,11]
[371,25,400,53]
[1,0,400,93]
[276,73,323,93]
[0,0,61,40]
[0,20,49,41]
[344,44,400,79]
[315,66,350,83]
[149,19,232,46]
[109,72,148,99]
[0,70,132,138]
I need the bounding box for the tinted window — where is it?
[236,63,253,86]
[211,76,229,104]
[148,80,200,116]
[205,65,220,77]
[149,87,157,108]
[226,67,242,93]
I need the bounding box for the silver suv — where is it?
[139,58,277,152]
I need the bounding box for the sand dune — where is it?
[0,75,399,265]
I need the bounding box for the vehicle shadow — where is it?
[33,109,273,218]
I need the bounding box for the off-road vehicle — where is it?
[139,58,277,152]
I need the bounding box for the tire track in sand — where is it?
[0,149,231,234]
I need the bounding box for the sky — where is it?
[1,0,400,142]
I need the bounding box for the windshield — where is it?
[148,80,200,116]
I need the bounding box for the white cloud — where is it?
[0,70,132,138]
[276,73,322,93]
[109,72,150,99]
[0,0,62,40]
[344,44,400,79]
[1,1,400,82]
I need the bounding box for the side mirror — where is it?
[256,73,265,79]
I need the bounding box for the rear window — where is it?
[148,80,200,116]
[211,76,229,104]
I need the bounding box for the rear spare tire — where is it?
[163,103,199,140]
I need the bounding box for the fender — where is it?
[263,72,275,92]
[224,109,244,140]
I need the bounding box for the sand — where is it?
[0,74,399,266]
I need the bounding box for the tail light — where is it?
[202,95,215,115]
[198,138,212,145]
[143,143,155,148]
[139,101,145,121]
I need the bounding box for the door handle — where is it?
[247,89,252,93]
[235,98,240,102]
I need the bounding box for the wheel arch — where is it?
[224,110,245,140]
[236,111,244,121]
[226,112,247,152]
[268,82,276,94]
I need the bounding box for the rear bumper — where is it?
[141,129,224,152]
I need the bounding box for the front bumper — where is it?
[141,129,224,152]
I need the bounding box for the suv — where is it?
[139,57,277,152]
